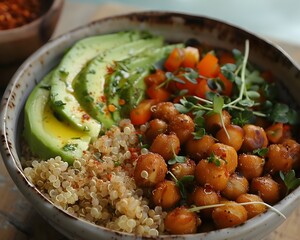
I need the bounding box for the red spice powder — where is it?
[0,0,42,30]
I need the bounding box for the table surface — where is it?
[1,2,300,240]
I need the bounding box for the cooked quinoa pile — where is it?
[23,119,166,236]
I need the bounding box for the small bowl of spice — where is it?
[0,0,64,87]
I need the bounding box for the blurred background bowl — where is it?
[0,0,64,88]
[1,11,300,240]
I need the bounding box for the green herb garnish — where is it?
[168,171,194,200]
[267,103,299,125]
[280,170,300,195]
[173,39,299,132]
[207,152,222,167]
[182,68,199,84]
[62,143,78,152]
[54,100,66,107]
[168,155,186,165]
[253,148,268,157]
[39,85,51,91]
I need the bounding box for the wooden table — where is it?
[1,2,300,240]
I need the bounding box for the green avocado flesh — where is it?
[24,71,91,164]
[72,37,164,129]
[49,31,145,136]
[23,31,183,163]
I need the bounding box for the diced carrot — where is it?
[197,52,219,78]
[144,69,166,86]
[173,95,184,103]
[166,80,178,93]
[146,85,171,102]
[218,72,233,96]
[130,99,156,125]
[194,78,215,99]
[164,48,185,72]
[182,47,200,68]
[266,123,284,143]
[219,52,235,65]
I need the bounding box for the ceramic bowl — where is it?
[0,0,64,87]
[1,12,300,240]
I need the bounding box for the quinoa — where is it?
[23,119,166,237]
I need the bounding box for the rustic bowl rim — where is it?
[1,10,300,240]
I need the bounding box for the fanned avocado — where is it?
[72,37,164,129]
[23,72,91,164]
[23,31,183,164]
[49,31,147,137]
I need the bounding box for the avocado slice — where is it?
[72,37,164,129]
[106,43,185,121]
[24,71,91,164]
[49,31,147,137]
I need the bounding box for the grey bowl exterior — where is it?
[1,12,300,240]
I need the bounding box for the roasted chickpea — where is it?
[144,119,168,142]
[212,201,248,229]
[282,139,300,170]
[192,186,219,218]
[185,135,216,161]
[221,173,249,200]
[208,143,238,174]
[265,122,284,143]
[150,133,180,161]
[168,114,195,144]
[164,206,200,234]
[241,124,268,152]
[134,153,167,187]
[152,180,181,209]
[195,159,229,191]
[204,110,231,134]
[238,154,265,180]
[264,144,293,174]
[216,124,244,151]
[151,102,179,122]
[236,193,267,219]
[251,176,280,204]
[169,158,196,180]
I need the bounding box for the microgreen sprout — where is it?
[168,145,186,165]
[168,155,186,165]
[174,39,298,130]
[253,148,268,157]
[207,152,222,167]
[212,94,230,139]
[168,171,194,200]
[157,72,185,89]
[224,39,250,108]
[188,202,286,219]
[182,68,199,84]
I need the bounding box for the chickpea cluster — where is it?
[133,102,300,234]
